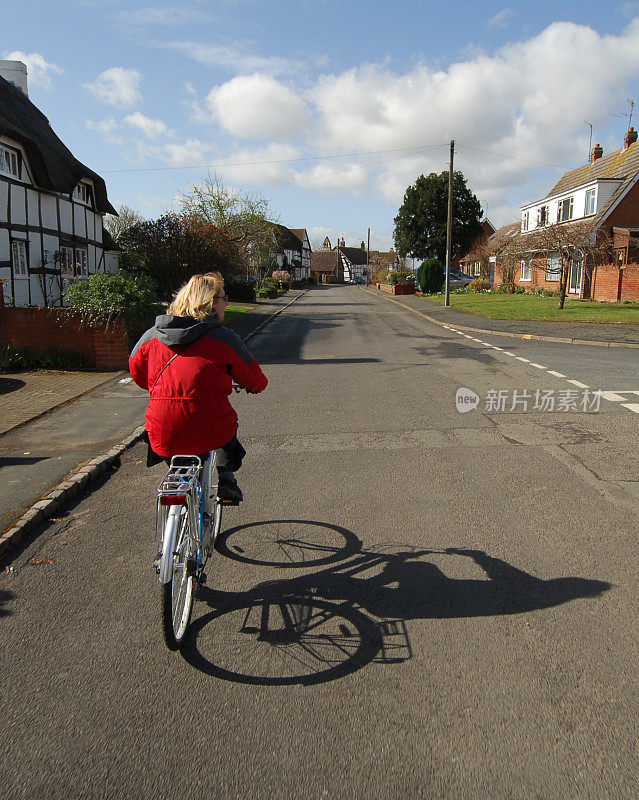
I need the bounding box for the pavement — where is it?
[0,289,307,554]
[1,284,637,557]
[365,288,639,347]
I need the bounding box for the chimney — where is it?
[340,237,345,248]
[591,143,603,163]
[0,60,28,96]
[361,241,365,250]
[624,127,638,149]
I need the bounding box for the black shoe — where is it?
[217,476,243,504]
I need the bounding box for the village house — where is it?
[492,129,639,301]
[457,219,497,277]
[269,224,311,282]
[0,60,118,308]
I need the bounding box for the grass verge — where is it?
[223,304,253,326]
[422,292,639,324]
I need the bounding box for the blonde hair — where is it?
[167,272,225,321]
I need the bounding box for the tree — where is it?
[104,204,145,244]
[118,213,241,299]
[416,259,445,293]
[179,174,278,276]
[516,220,612,309]
[393,171,483,264]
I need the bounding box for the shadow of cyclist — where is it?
[305,547,610,620]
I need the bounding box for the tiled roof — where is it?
[289,229,309,247]
[311,250,339,273]
[485,221,521,254]
[0,75,116,215]
[545,141,639,228]
[338,246,368,265]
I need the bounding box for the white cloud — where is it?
[215,143,300,185]
[4,51,63,89]
[117,7,212,26]
[488,8,515,30]
[206,74,309,140]
[294,18,639,220]
[83,67,142,108]
[164,41,297,76]
[85,116,124,145]
[124,111,171,139]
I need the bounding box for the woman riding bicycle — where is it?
[129,272,268,502]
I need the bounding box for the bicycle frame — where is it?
[156,454,213,584]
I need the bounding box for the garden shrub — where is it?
[0,344,87,372]
[64,271,159,346]
[225,278,256,302]
[469,277,491,292]
[416,259,445,293]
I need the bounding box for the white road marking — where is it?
[530,363,546,369]
[601,391,631,402]
[547,370,566,377]
[515,357,530,362]
[567,380,589,388]
[621,403,639,413]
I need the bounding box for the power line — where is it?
[102,143,448,174]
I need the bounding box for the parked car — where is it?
[446,269,474,289]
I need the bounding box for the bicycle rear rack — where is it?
[158,455,202,499]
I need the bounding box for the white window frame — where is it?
[75,247,88,278]
[522,211,529,232]
[546,253,561,281]
[557,196,574,223]
[73,182,92,205]
[584,188,596,216]
[0,145,20,178]
[536,205,549,227]
[520,259,532,282]
[60,245,75,277]
[11,240,28,276]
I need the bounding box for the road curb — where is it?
[362,288,639,349]
[0,289,309,561]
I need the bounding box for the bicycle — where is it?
[155,385,242,650]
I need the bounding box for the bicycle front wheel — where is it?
[161,506,195,650]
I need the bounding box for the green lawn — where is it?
[423,291,639,324]
[223,304,253,325]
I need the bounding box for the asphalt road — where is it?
[1,285,637,800]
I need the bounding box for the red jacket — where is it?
[130,313,267,457]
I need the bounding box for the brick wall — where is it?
[592,262,639,302]
[0,307,130,369]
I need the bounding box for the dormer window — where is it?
[522,211,530,232]
[73,182,92,205]
[0,145,20,178]
[585,188,596,216]
[557,196,574,222]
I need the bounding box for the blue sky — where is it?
[6,0,639,250]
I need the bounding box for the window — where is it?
[520,259,532,281]
[60,246,75,276]
[522,211,530,231]
[557,196,574,222]
[546,254,561,281]
[0,145,19,178]
[585,188,596,216]
[536,205,549,227]
[75,248,88,277]
[73,182,92,205]
[11,240,28,276]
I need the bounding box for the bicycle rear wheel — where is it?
[161,506,195,650]
[212,498,223,541]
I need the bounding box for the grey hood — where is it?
[152,314,222,347]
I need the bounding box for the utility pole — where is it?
[445,139,454,308]
[367,227,370,285]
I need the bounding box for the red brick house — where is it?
[457,218,496,275]
[494,129,639,301]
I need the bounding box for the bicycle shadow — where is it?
[181,521,610,686]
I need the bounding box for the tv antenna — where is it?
[584,121,593,161]
[609,98,636,128]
